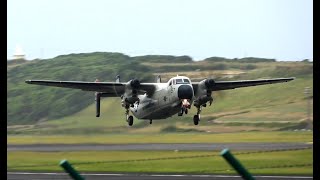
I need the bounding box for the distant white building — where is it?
[13,45,25,60]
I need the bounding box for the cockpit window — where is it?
[183,79,190,84]
[175,79,190,84]
[176,79,183,84]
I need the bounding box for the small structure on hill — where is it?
[13,45,26,60]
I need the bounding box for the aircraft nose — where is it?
[178,85,193,99]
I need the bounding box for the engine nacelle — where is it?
[205,79,215,88]
[196,78,215,96]
[121,94,140,108]
[124,96,139,105]
[122,79,141,108]
[193,95,213,107]
[129,79,140,89]
[194,78,215,107]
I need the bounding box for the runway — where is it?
[7,142,312,151]
[7,172,313,180]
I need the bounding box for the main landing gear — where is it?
[192,98,213,125]
[193,114,200,125]
[123,100,139,126]
[125,108,134,126]
[193,106,202,125]
[127,115,134,126]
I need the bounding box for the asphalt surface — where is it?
[7,142,312,151]
[7,172,313,180]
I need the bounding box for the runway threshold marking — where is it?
[7,172,313,179]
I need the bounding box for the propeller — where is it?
[204,79,215,88]
[156,75,161,83]
[95,92,101,117]
[130,79,141,89]
[95,79,101,117]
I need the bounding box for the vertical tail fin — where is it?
[116,75,120,83]
[156,75,161,83]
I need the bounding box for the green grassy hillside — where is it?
[7,52,154,125]
[7,52,313,134]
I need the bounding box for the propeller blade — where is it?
[95,92,101,117]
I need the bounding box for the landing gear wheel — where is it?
[193,115,200,125]
[128,115,134,126]
[150,120,152,124]
[178,108,183,116]
[185,109,188,114]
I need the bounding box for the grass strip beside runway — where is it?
[8,149,312,175]
[8,131,312,144]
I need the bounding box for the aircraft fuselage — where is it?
[130,77,194,120]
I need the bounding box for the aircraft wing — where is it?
[25,80,156,97]
[193,77,295,91]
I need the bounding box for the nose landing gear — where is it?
[178,99,191,116]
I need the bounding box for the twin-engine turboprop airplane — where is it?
[26,75,294,126]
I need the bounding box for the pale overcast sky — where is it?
[7,0,312,61]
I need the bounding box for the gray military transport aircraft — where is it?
[26,75,294,126]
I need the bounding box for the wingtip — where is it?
[25,80,31,84]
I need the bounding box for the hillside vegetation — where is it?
[8,52,154,124]
[7,52,313,134]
